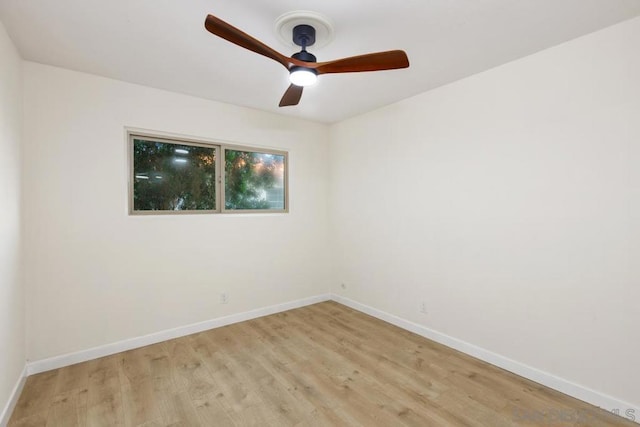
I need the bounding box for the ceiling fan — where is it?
[204,14,410,107]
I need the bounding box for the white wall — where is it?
[0,19,25,419]
[22,63,330,361]
[330,16,640,409]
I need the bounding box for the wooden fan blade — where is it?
[205,14,290,69]
[279,84,303,107]
[315,50,409,74]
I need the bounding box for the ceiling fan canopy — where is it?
[204,13,410,107]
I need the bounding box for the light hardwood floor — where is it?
[8,301,635,426]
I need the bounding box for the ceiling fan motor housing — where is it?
[292,50,316,63]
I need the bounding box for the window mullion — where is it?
[220,146,227,213]
[217,145,223,213]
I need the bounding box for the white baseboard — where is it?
[331,294,639,425]
[27,294,331,376]
[0,365,27,427]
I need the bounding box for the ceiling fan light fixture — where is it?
[289,67,317,86]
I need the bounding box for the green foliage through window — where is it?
[130,136,287,214]
[225,150,285,210]
[133,139,216,211]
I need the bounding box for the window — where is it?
[224,149,286,210]
[129,133,288,214]
[132,138,218,212]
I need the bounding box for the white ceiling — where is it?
[1,1,639,123]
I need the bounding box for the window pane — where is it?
[225,149,286,210]
[133,139,216,211]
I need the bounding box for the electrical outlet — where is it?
[220,292,228,304]
[420,301,427,314]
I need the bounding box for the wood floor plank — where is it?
[46,388,88,427]
[54,362,90,396]
[285,306,452,406]
[7,411,48,427]
[162,338,217,399]
[190,391,236,427]
[155,390,202,426]
[86,355,124,427]
[118,348,161,427]
[8,302,637,426]
[120,378,159,427]
[10,371,59,423]
[249,351,351,425]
